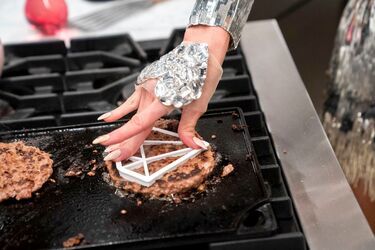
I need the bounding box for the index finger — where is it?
[100,99,172,146]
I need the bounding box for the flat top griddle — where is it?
[0,108,275,250]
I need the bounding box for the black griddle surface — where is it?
[0,109,272,249]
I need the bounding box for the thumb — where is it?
[178,109,207,149]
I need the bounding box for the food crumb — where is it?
[49,178,56,183]
[211,134,217,139]
[136,199,142,206]
[245,154,252,161]
[64,170,83,177]
[87,171,95,176]
[197,184,205,192]
[231,124,247,131]
[232,111,239,119]
[172,196,182,204]
[221,164,234,177]
[63,233,84,248]
[120,209,127,215]
[93,149,98,153]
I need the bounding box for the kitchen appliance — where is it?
[0,21,373,250]
[0,27,304,250]
[70,0,162,31]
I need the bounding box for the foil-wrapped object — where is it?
[325,0,375,200]
[137,42,208,108]
[188,0,254,50]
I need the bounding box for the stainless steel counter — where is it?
[241,20,374,250]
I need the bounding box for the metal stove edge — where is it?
[241,20,374,250]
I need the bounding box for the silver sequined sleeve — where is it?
[188,0,254,50]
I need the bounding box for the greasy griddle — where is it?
[0,109,273,249]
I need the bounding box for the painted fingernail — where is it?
[103,149,121,161]
[104,144,118,153]
[92,134,110,144]
[193,137,208,150]
[97,112,111,121]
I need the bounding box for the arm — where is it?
[94,0,255,161]
[183,25,230,64]
[188,0,255,50]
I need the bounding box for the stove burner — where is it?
[0,34,147,130]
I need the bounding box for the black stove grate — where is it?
[0,35,145,130]
[0,31,306,250]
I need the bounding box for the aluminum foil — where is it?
[137,42,208,108]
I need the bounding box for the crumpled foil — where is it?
[137,42,208,108]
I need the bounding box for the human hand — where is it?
[93,26,229,161]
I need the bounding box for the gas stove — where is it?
[0,28,305,249]
[0,21,373,250]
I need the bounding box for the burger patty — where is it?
[0,141,53,202]
[105,119,216,197]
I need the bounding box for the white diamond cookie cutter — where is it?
[115,127,209,187]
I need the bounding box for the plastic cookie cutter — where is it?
[115,127,209,187]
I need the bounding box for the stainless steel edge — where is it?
[241,20,374,250]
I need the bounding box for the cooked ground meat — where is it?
[105,119,216,197]
[63,233,84,248]
[0,141,53,202]
[221,163,234,177]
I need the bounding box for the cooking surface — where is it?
[0,110,274,249]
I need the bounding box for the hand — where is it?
[93,26,230,161]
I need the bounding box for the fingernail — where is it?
[92,134,110,144]
[104,144,118,153]
[104,149,121,161]
[193,137,208,150]
[97,112,111,121]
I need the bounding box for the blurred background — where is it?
[249,0,347,117]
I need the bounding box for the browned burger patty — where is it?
[0,141,53,202]
[105,119,216,197]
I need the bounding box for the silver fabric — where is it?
[188,0,254,50]
[324,0,375,200]
[136,42,209,108]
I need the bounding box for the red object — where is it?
[25,0,68,35]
